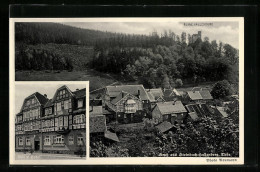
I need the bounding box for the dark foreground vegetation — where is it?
[90,115,239,157]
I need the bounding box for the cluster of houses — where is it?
[90,85,236,138]
[15,85,86,154]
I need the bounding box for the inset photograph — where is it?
[14,83,86,160]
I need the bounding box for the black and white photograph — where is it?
[9,18,244,165]
[13,82,87,161]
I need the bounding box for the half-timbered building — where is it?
[15,85,86,155]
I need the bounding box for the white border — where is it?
[9,17,244,165]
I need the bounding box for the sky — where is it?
[61,21,239,49]
[15,84,85,114]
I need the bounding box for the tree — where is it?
[211,80,233,99]
[175,78,183,88]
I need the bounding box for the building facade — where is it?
[104,85,152,123]
[15,85,86,155]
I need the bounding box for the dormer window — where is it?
[78,99,83,108]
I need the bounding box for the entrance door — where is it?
[34,141,40,151]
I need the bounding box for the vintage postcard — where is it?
[10,17,244,165]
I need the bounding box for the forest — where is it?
[15,22,239,90]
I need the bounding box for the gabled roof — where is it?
[216,106,228,117]
[163,89,175,97]
[106,85,150,101]
[187,91,203,100]
[199,90,213,100]
[73,88,86,98]
[34,92,49,105]
[21,92,49,111]
[104,131,120,142]
[191,87,202,91]
[52,85,74,102]
[146,88,164,100]
[89,115,107,133]
[155,101,187,115]
[110,91,129,105]
[147,92,155,102]
[156,121,174,133]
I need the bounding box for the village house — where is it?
[15,85,86,154]
[152,101,187,125]
[104,85,152,124]
[89,100,119,142]
[184,88,213,104]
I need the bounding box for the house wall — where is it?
[15,129,86,154]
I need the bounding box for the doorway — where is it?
[34,141,40,151]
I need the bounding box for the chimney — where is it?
[44,94,47,98]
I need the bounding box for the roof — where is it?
[156,121,174,133]
[188,112,199,121]
[199,90,213,100]
[187,91,203,100]
[216,106,228,117]
[155,101,187,115]
[104,131,120,142]
[163,89,174,97]
[34,92,49,105]
[73,88,86,98]
[89,115,107,133]
[44,99,53,107]
[110,91,129,104]
[147,92,155,102]
[146,88,164,100]
[191,87,202,91]
[106,85,150,101]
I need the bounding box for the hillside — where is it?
[15,43,94,70]
[15,22,119,46]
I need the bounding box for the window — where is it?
[59,117,63,127]
[49,108,52,114]
[45,109,48,115]
[55,118,58,127]
[54,135,64,144]
[26,100,30,106]
[64,116,68,127]
[73,114,85,124]
[32,99,35,104]
[78,99,83,108]
[57,102,61,111]
[18,137,23,146]
[44,136,51,145]
[68,136,74,145]
[26,137,31,146]
[77,136,84,146]
[50,119,54,127]
[64,100,69,110]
